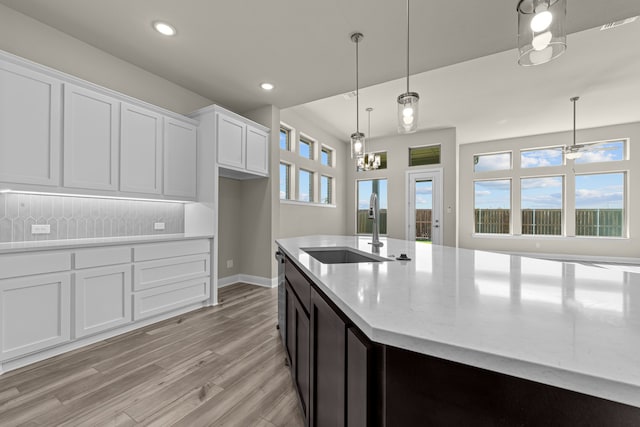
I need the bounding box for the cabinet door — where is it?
[0,273,71,361]
[0,60,61,186]
[311,288,346,427]
[63,84,119,191]
[74,265,132,338]
[120,103,162,194]
[346,327,372,427]
[245,126,269,175]
[216,113,246,169]
[285,281,310,424]
[164,118,197,199]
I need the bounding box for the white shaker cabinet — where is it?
[63,84,120,191]
[164,118,197,199]
[0,60,61,186]
[246,126,269,175]
[74,265,132,338]
[216,113,246,170]
[120,103,163,195]
[0,273,71,361]
[215,108,270,179]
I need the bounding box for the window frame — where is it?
[298,168,315,203]
[520,175,564,236]
[279,126,292,151]
[356,178,388,236]
[299,134,315,160]
[320,145,334,167]
[409,144,441,167]
[473,178,513,235]
[473,151,513,173]
[574,171,627,238]
[320,175,333,205]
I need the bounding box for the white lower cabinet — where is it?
[0,273,71,361]
[134,277,210,320]
[74,265,132,338]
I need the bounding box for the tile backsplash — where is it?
[0,193,184,242]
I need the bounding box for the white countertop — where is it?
[0,233,213,254]
[276,235,640,408]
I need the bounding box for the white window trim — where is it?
[298,132,317,160]
[320,144,336,168]
[279,122,295,152]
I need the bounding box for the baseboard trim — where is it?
[218,274,278,288]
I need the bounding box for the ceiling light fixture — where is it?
[153,21,176,36]
[397,0,419,134]
[358,108,381,171]
[350,32,365,159]
[260,82,275,91]
[517,0,566,66]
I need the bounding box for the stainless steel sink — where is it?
[301,247,389,264]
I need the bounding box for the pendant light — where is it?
[397,0,419,134]
[564,96,582,160]
[358,108,381,171]
[517,0,567,66]
[350,32,365,159]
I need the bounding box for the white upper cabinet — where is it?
[164,118,197,199]
[215,109,270,179]
[120,103,163,195]
[246,127,269,175]
[63,84,119,191]
[216,113,246,170]
[0,60,61,186]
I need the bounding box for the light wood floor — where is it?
[0,283,304,426]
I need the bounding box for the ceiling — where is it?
[290,20,640,144]
[1,0,640,117]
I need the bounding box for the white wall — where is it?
[279,109,349,239]
[0,4,211,114]
[458,122,639,259]
[347,128,457,247]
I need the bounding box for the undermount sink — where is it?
[301,247,389,264]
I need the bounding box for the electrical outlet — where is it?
[154,222,165,230]
[31,224,51,234]
[227,260,234,268]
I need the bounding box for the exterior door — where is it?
[407,169,443,245]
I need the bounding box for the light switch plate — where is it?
[154,222,165,230]
[227,260,234,268]
[31,224,51,234]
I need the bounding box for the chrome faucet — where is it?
[368,192,384,248]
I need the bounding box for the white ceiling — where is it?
[290,20,640,144]
[1,0,640,117]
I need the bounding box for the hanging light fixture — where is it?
[358,108,381,171]
[350,32,365,159]
[517,0,567,66]
[397,0,419,134]
[564,96,582,160]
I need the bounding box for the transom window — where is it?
[521,147,563,168]
[409,145,440,167]
[279,127,291,151]
[299,137,314,160]
[474,152,512,172]
[321,147,333,166]
[574,140,625,164]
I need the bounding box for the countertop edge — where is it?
[0,234,214,254]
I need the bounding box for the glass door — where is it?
[407,170,442,244]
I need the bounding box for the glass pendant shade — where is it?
[351,132,365,159]
[517,0,566,66]
[397,92,419,133]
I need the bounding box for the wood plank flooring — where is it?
[0,283,304,426]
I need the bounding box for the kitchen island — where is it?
[276,235,640,426]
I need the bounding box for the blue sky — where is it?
[415,180,433,209]
[358,179,387,209]
[521,176,562,209]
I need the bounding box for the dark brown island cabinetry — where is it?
[281,254,640,427]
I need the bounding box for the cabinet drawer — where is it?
[0,252,71,279]
[134,254,210,291]
[0,273,71,361]
[75,246,131,269]
[134,239,209,262]
[133,277,210,320]
[285,257,310,313]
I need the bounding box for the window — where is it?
[298,169,314,202]
[521,147,563,168]
[279,163,290,200]
[575,173,625,237]
[474,180,511,234]
[321,147,333,166]
[521,176,563,235]
[409,145,440,167]
[320,175,332,204]
[357,179,387,234]
[574,140,625,164]
[279,127,291,151]
[474,152,512,172]
[299,137,314,159]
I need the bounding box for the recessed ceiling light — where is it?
[260,82,275,91]
[153,21,176,36]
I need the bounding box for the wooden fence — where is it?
[475,208,623,236]
[357,209,387,234]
